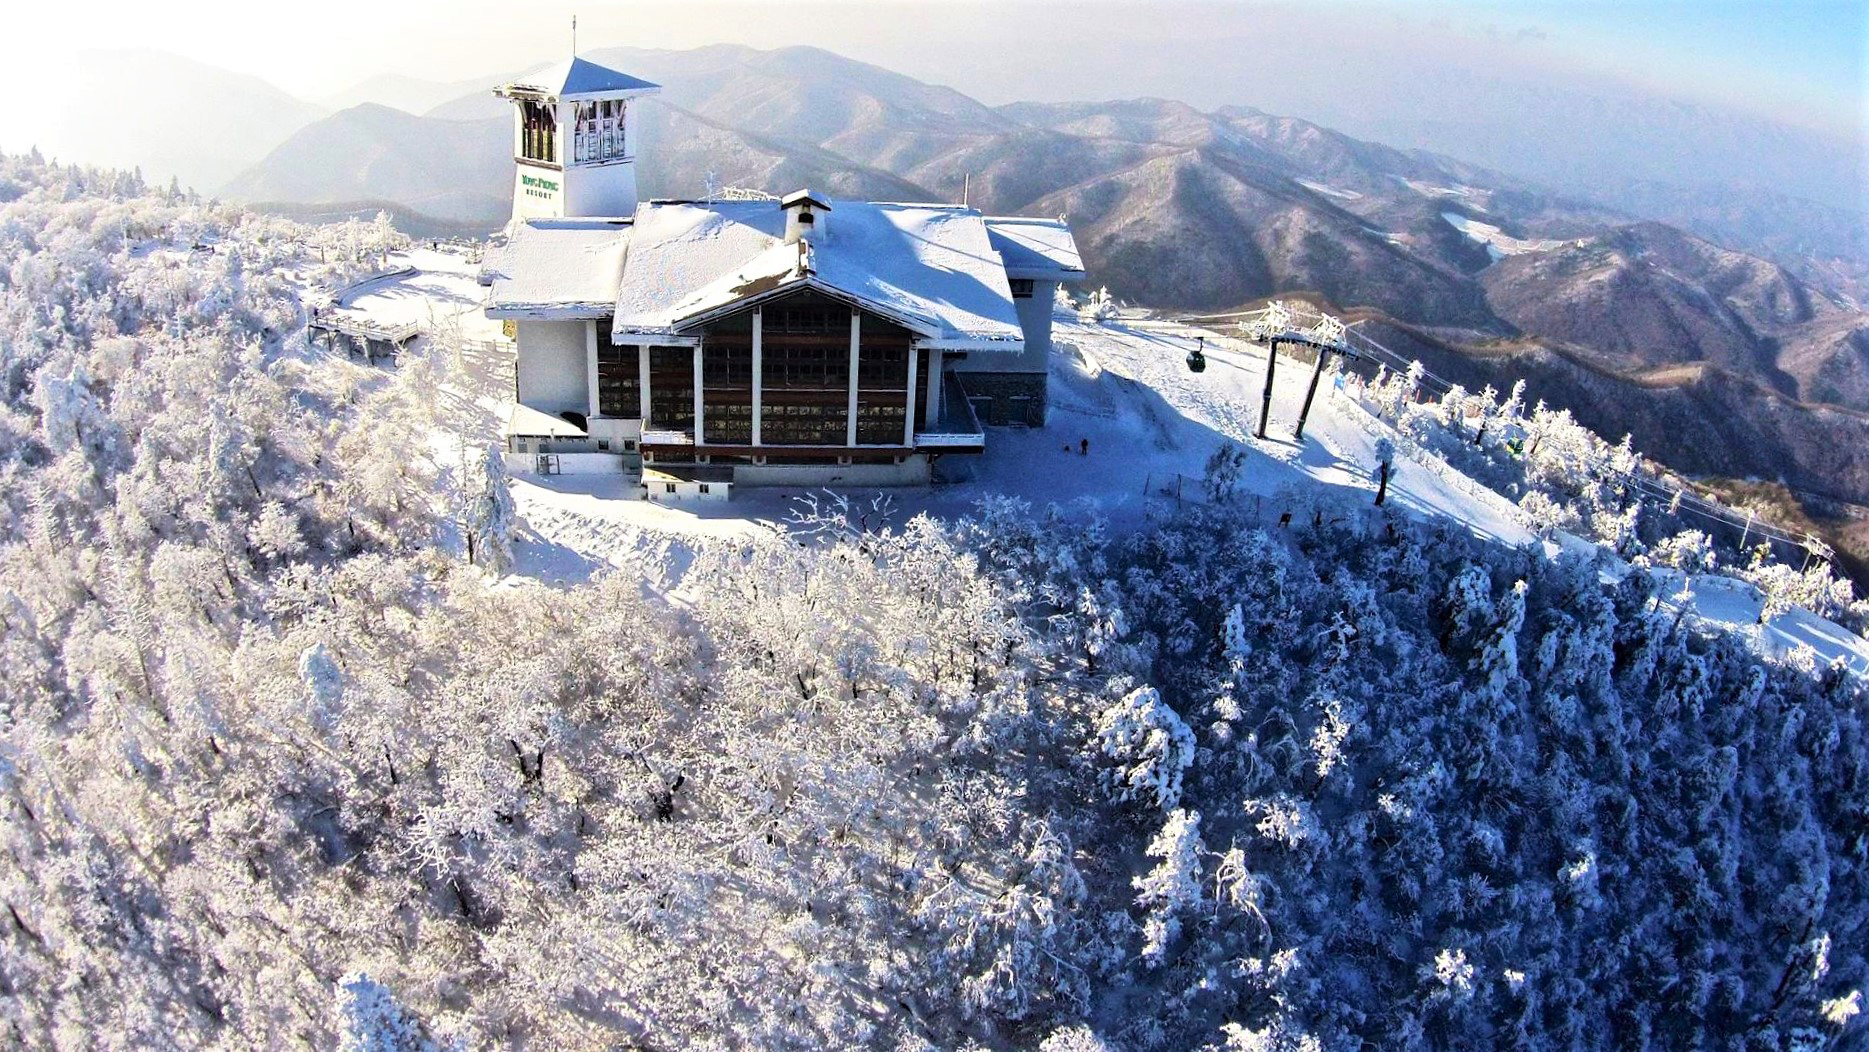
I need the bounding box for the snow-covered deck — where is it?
[503,402,587,439]
[916,373,986,450]
[308,309,420,346]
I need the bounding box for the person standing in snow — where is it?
[1081,438,1090,456]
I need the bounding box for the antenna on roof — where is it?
[571,14,577,56]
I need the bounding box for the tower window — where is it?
[1009,279,1035,298]
[520,100,557,163]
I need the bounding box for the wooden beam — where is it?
[752,309,764,446]
[692,344,704,444]
[903,344,920,447]
[846,310,861,447]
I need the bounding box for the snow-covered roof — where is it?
[503,402,588,438]
[612,199,1028,352]
[482,218,633,319]
[497,56,660,100]
[780,188,832,211]
[985,217,1085,281]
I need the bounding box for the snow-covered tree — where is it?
[1204,442,1250,505]
[1133,808,1206,965]
[1373,437,1396,505]
[336,973,438,1052]
[1094,684,1196,811]
[461,443,516,573]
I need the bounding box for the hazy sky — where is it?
[1,0,1861,135]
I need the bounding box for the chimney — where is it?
[781,189,831,245]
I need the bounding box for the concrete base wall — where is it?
[515,320,589,415]
[645,481,730,503]
[957,372,1048,427]
[504,451,633,475]
[732,457,931,488]
[564,161,640,219]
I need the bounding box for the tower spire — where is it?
[571,14,577,56]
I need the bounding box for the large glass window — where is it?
[597,341,640,418]
[759,292,851,445]
[855,401,907,444]
[682,294,925,447]
[856,310,914,443]
[647,346,694,432]
[572,100,627,165]
[700,316,753,444]
[759,399,849,446]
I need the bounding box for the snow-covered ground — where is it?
[1296,178,1362,201]
[1659,573,1869,676]
[1399,178,1491,208]
[1441,211,1569,260]
[337,255,1869,675]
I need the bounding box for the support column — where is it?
[585,321,601,418]
[692,343,705,443]
[751,309,764,446]
[1257,337,1280,439]
[924,348,942,429]
[903,345,920,447]
[1295,346,1331,441]
[637,344,651,422]
[846,311,861,446]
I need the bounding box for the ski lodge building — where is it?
[478,54,1084,497]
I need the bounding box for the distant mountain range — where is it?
[15,44,1869,545]
[10,50,328,193]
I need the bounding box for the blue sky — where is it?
[3,0,1861,124]
[1476,0,1866,128]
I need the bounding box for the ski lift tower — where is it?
[1801,533,1836,574]
[1238,302,1359,440]
[1291,313,1357,440]
[1241,301,1294,439]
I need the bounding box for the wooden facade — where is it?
[603,290,966,457]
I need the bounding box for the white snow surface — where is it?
[336,247,507,340]
[1401,178,1491,208]
[985,216,1087,279]
[1441,211,1568,260]
[482,219,633,319]
[1296,179,1363,201]
[612,199,1029,350]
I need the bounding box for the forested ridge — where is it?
[0,154,1863,1050]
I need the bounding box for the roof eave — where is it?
[920,335,1027,353]
[557,85,661,102]
[669,277,943,339]
[1003,265,1088,283]
[495,84,660,102]
[609,325,702,346]
[485,302,615,320]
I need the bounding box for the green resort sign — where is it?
[521,172,560,200]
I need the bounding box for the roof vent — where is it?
[781,189,831,245]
